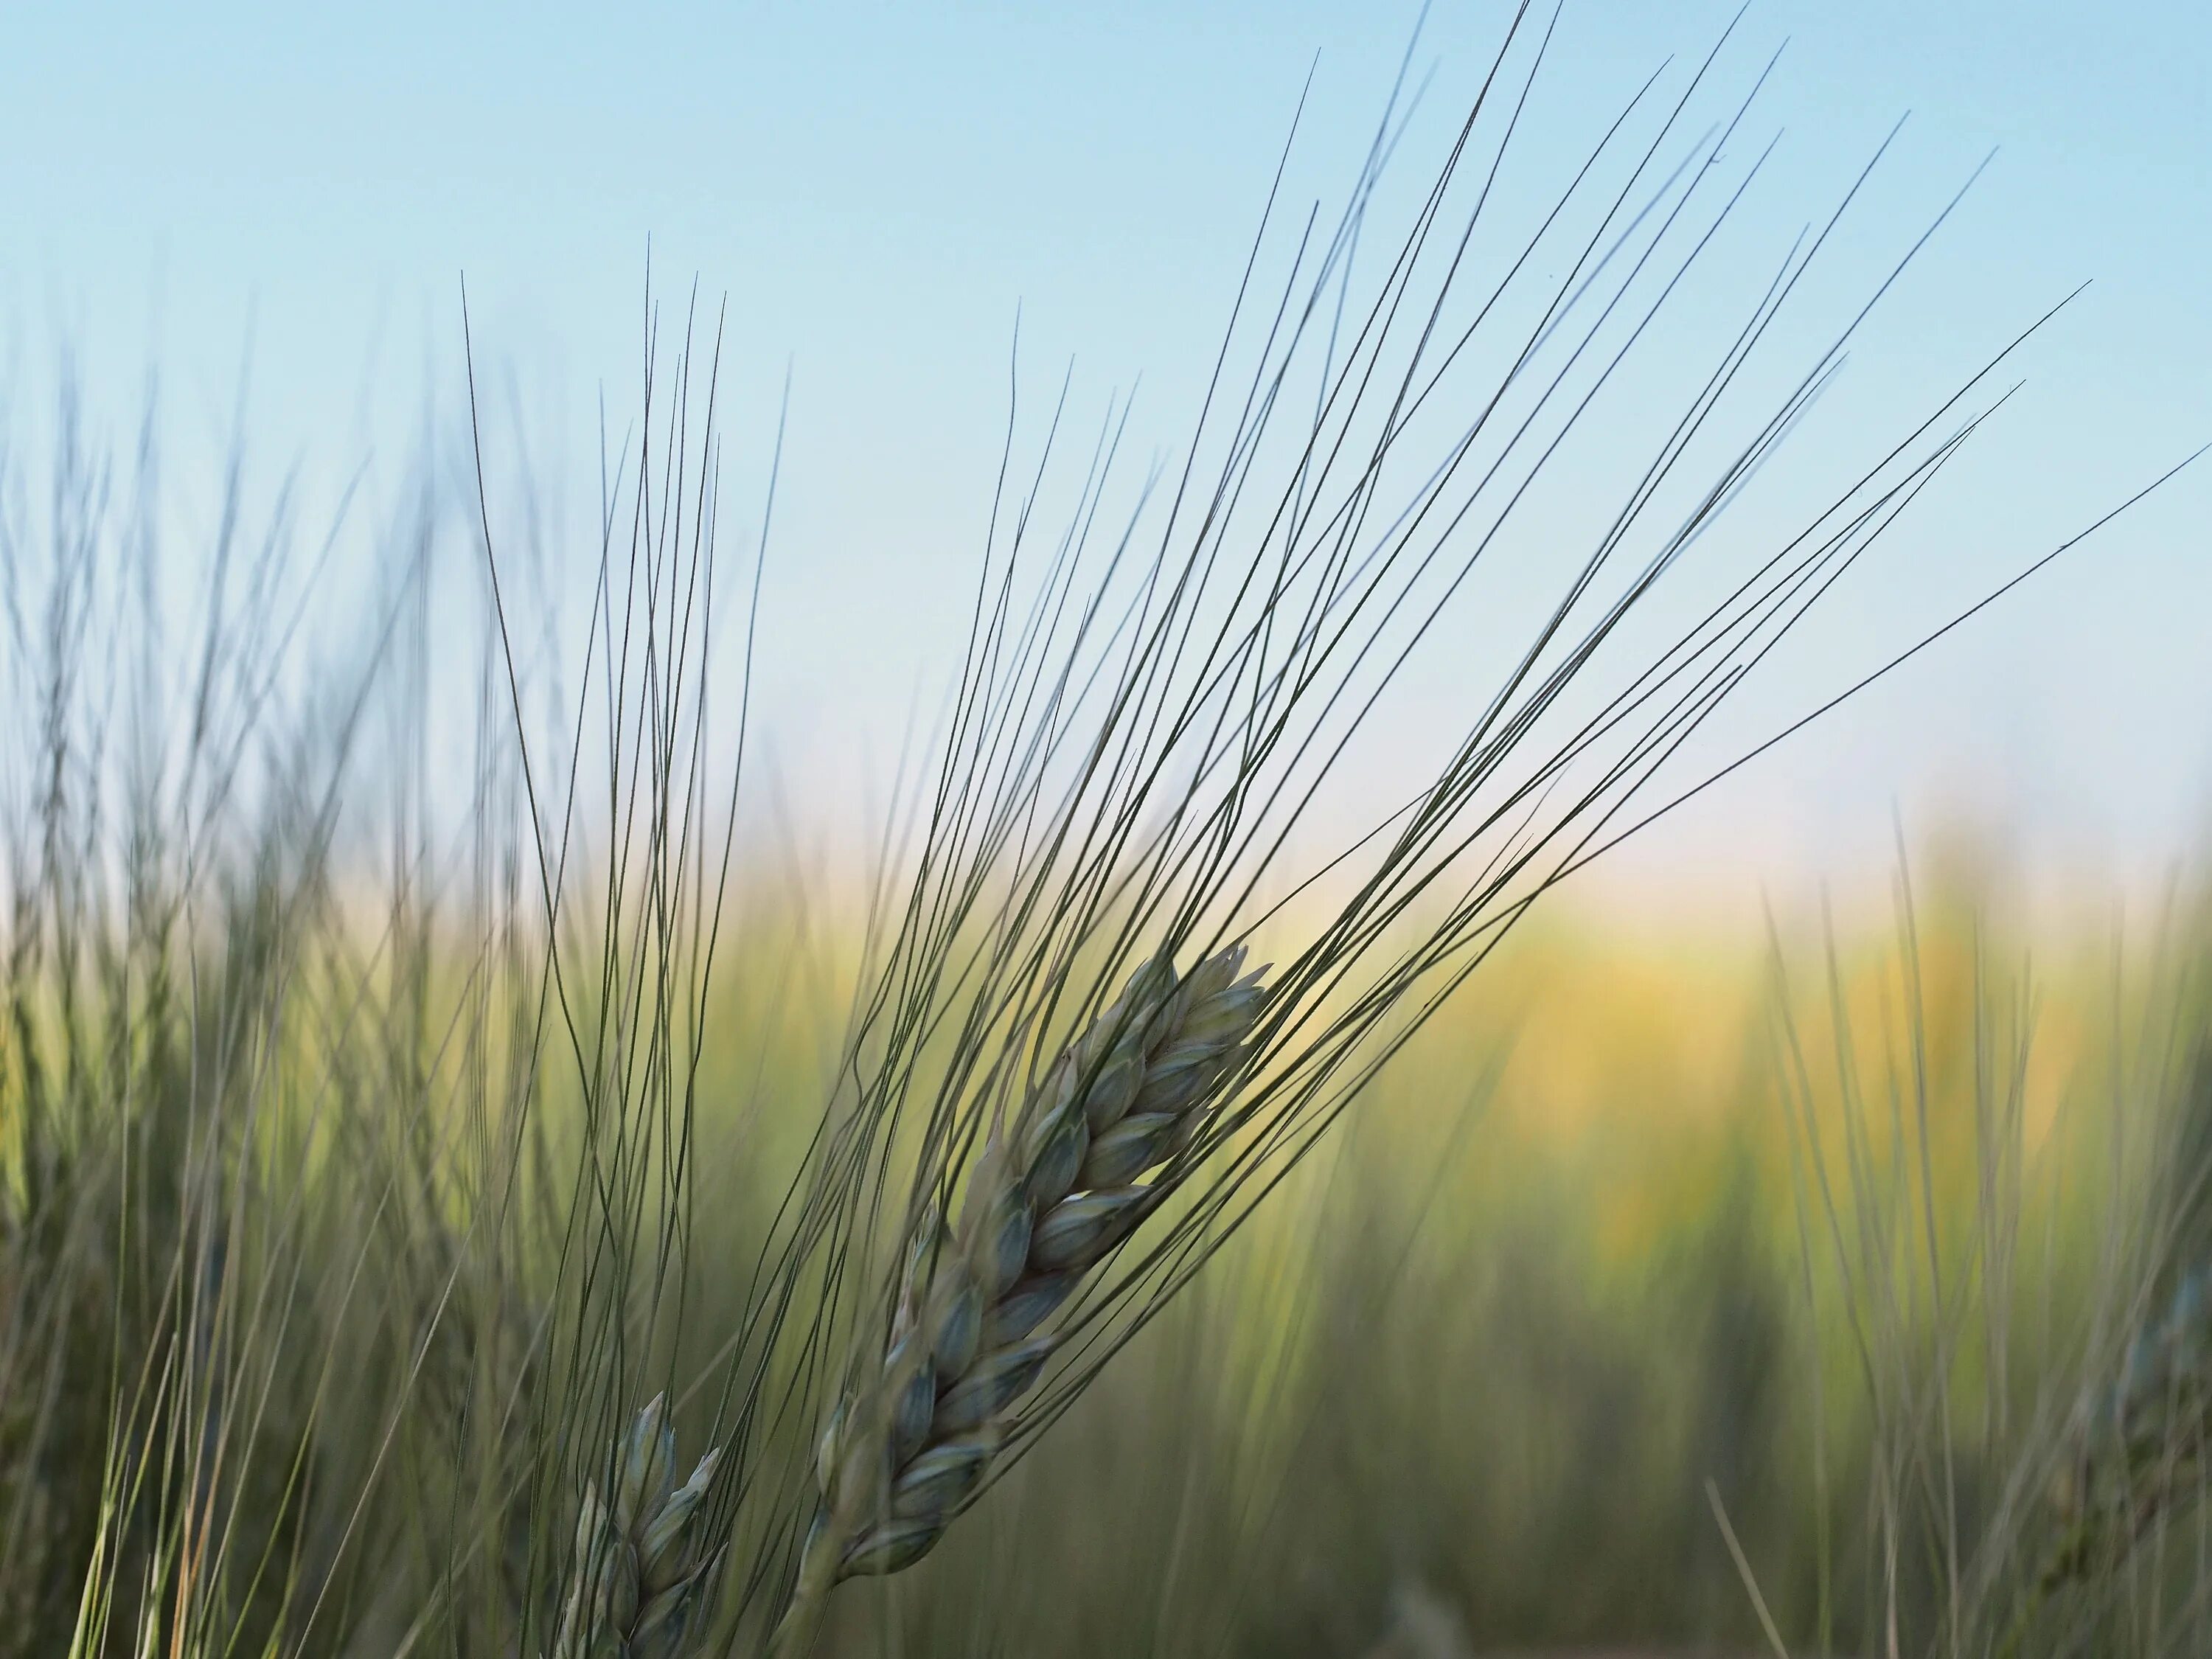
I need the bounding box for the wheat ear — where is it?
[550,1394,723,1659]
[2037,1264,2212,1593]
[1980,1267,2212,1659]
[769,944,1265,1655]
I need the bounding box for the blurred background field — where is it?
[790,862,2212,1657]
[10,726,2209,1655]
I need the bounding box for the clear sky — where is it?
[4,1,2208,917]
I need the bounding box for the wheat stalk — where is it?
[549,1395,723,1659]
[768,943,1264,1654]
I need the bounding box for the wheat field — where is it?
[5,12,2211,1658]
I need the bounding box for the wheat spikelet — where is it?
[549,1394,722,1659]
[770,943,1265,1652]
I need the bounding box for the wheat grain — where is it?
[549,1395,723,1659]
[769,943,1265,1653]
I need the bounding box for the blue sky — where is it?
[4,1,2208,913]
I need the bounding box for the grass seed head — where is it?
[775,945,1265,1642]
[552,1396,723,1659]
[2046,1263,2212,1585]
